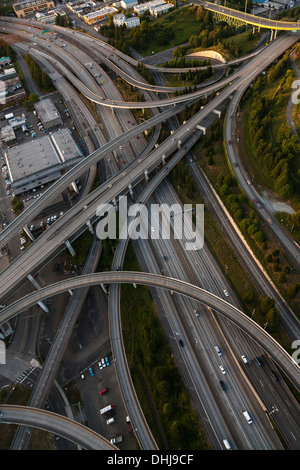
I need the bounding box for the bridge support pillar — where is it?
[162,154,166,165]
[112,197,117,208]
[133,283,137,289]
[111,107,115,115]
[27,274,49,313]
[101,283,107,294]
[196,125,206,135]
[65,239,76,257]
[23,225,35,242]
[128,184,133,196]
[213,109,222,118]
[86,219,94,234]
[177,140,181,149]
[71,181,79,194]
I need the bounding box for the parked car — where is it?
[100,388,108,395]
[89,367,95,377]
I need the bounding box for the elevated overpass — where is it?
[198,0,300,31]
[0,405,117,450]
[0,272,299,391]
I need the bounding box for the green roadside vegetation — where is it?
[113,76,152,126]
[169,133,296,350]
[120,242,210,450]
[101,5,261,59]
[240,51,300,244]
[170,93,299,342]
[24,54,55,93]
[94,234,209,449]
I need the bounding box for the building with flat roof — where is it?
[113,13,140,27]
[0,76,26,105]
[34,99,63,130]
[0,68,18,81]
[13,0,55,18]
[120,0,138,9]
[4,129,82,195]
[0,57,12,68]
[82,6,118,23]
[0,125,17,146]
[133,0,166,14]
[149,3,174,15]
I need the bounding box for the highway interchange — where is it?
[0,3,300,451]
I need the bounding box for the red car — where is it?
[228,140,231,145]
[100,388,108,395]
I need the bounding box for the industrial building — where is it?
[4,128,82,195]
[0,76,26,105]
[0,68,18,81]
[113,13,140,27]
[0,126,17,147]
[82,6,118,24]
[0,57,12,68]
[120,0,138,9]
[34,99,63,130]
[149,2,174,15]
[13,0,55,18]
[133,0,167,14]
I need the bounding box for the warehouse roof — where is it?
[34,98,61,125]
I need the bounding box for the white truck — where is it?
[100,404,114,415]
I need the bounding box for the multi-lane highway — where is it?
[0,272,299,389]
[0,12,300,451]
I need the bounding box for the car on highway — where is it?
[253,199,261,208]
[271,370,279,381]
[220,365,226,374]
[241,355,249,364]
[256,357,263,367]
[228,140,231,144]
[223,289,229,297]
[179,339,184,347]
[220,380,227,391]
[88,367,95,377]
[100,388,108,395]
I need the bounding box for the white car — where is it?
[223,289,229,297]
[241,355,249,364]
[220,365,226,375]
[98,361,103,370]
